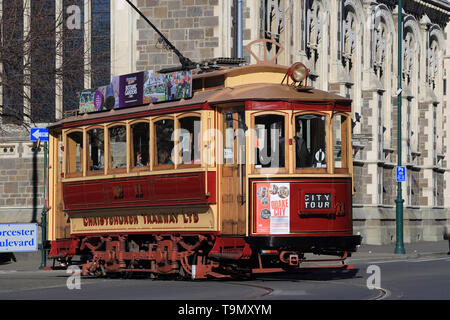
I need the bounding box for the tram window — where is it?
[108,126,127,169]
[179,116,201,165]
[254,114,285,169]
[131,122,150,168]
[155,119,174,166]
[333,115,348,169]
[295,114,326,169]
[87,128,105,172]
[223,112,245,165]
[66,131,83,174]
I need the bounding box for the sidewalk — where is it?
[0,251,51,272]
[349,240,450,262]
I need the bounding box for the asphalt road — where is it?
[0,255,448,300]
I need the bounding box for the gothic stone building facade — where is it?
[1,0,450,245]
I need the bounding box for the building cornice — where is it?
[378,0,450,27]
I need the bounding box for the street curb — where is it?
[348,251,449,263]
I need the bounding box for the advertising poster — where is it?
[255,182,290,234]
[119,71,144,108]
[143,70,191,104]
[79,70,192,114]
[78,77,120,113]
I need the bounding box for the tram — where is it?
[46,40,361,279]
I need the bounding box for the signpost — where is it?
[30,129,49,268]
[395,0,406,254]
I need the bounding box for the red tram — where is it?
[46,47,361,279]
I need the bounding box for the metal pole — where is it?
[236,0,243,58]
[395,0,405,254]
[39,141,48,269]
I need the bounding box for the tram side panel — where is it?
[61,171,218,236]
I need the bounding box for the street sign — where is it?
[0,223,38,252]
[30,128,49,142]
[396,166,406,182]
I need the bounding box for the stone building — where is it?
[1,0,450,245]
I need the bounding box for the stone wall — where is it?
[135,0,221,71]
[0,128,45,224]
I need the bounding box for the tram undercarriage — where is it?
[50,234,359,279]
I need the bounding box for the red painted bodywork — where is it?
[251,177,353,237]
[63,171,216,211]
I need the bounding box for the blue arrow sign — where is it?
[396,166,406,182]
[30,128,49,142]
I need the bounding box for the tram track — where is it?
[226,282,275,300]
[370,287,390,300]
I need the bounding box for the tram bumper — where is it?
[247,235,362,255]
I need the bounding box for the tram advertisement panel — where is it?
[79,70,192,113]
[255,182,290,234]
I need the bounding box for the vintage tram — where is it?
[46,46,361,279]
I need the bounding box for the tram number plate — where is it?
[304,193,332,209]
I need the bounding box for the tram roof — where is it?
[50,74,350,130]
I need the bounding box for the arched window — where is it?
[108,125,127,171]
[154,118,174,168]
[254,113,286,170]
[178,116,201,166]
[66,130,83,176]
[87,127,105,173]
[131,121,150,169]
[295,113,327,170]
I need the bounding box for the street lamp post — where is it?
[395,0,406,254]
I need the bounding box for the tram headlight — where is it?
[289,62,308,83]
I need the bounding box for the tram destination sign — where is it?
[304,193,332,209]
[79,70,192,113]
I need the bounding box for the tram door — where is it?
[220,109,246,235]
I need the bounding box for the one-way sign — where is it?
[30,128,49,142]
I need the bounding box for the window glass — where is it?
[87,128,104,171]
[295,114,326,169]
[155,119,174,166]
[179,117,201,165]
[66,131,83,174]
[109,126,127,169]
[223,112,246,165]
[131,122,149,167]
[333,115,347,168]
[224,114,234,165]
[254,114,285,169]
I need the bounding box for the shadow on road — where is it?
[253,267,362,282]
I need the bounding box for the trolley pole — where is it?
[395,0,406,254]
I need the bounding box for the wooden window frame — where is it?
[129,119,151,173]
[176,112,202,169]
[106,122,128,175]
[292,111,330,174]
[250,110,289,174]
[152,115,176,171]
[332,112,351,174]
[64,129,84,178]
[86,125,106,176]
